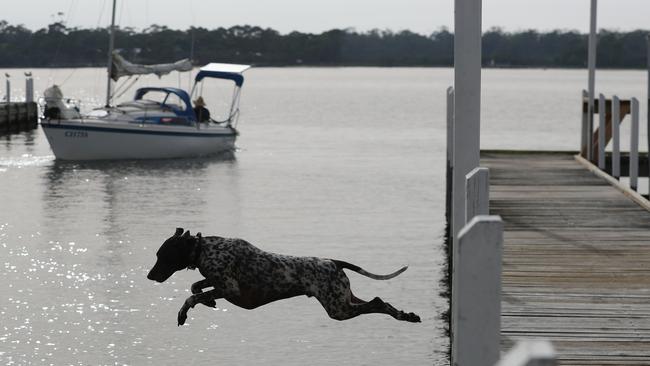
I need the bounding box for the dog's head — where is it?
[147,228,196,283]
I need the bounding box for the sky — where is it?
[0,0,649,34]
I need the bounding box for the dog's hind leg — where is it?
[315,271,420,322]
[318,293,420,323]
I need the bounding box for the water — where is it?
[1,67,648,365]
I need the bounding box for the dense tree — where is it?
[0,21,648,68]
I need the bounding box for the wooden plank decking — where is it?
[483,151,650,365]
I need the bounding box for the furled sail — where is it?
[110,52,193,81]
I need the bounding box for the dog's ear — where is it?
[196,232,202,240]
[182,230,191,238]
[174,228,184,236]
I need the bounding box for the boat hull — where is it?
[41,120,236,160]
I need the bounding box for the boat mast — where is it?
[105,0,117,107]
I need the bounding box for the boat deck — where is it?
[483,151,650,365]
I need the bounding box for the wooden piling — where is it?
[452,0,482,242]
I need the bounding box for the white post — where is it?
[495,341,557,366]
[630,98,639,191]
[466,167,489,223]
[581,89,588,157]
[587,0,598,161]
[452,2,482,363]
[25,76,34,103]
[598,93,606,169]
[452,0,482,242]
[612,96,620,179]
[5,77,10,103]
[452,215,502,366]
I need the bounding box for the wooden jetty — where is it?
[485,151,650,365]
[445,2,650,364]
[0,102,39,135]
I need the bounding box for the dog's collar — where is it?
[187,233,203,270]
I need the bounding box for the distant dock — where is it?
[485,151,650,364]
[0,102,38,135]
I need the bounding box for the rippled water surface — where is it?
[1,67,648,365]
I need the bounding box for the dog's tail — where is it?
[332,260,408,280]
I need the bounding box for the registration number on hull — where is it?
[64,131,88,138]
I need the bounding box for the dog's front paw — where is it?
[178,308,188,326]
[178,301,192,326]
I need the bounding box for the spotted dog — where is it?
[147,228,421,325]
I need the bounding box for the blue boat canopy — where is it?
[194,63,251,87]
[134,87,195,120]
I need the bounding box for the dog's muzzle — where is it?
[147,262,174,283]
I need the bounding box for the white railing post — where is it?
[587,0,597,162]
[495,341,557,366]
[612,96,620,179]
[598,93,606,169]
[581,90,588,157]
[630,98,639,191]
[452,215,502,366]
[466,167,489,223]
[452,0,482,243]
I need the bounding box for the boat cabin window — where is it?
[139,90,188,111]
[140,90,167,104]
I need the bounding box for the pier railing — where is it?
[445,86,556,366]
[579,90,649,201]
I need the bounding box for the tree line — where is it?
[0,20,648,68]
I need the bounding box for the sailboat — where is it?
[40,1,250,161]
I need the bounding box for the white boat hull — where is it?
[41,120,236,160]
